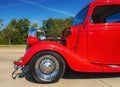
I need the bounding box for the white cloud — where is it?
[0,3,26,8]
[0,0,75,16]
[19,0,75,16]
[0,0,51,8]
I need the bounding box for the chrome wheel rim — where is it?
[35,55,59,81]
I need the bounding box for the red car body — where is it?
[14,0,120,74]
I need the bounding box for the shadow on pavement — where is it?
[18,72,38,84]
[63,70,120,79]
[18,70,120,83]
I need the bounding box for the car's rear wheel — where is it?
[29,51,65,83]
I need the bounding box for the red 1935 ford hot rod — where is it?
[12,0,120,83]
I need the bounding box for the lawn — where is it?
[0,45,26,50]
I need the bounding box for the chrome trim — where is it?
[35,55,59,81]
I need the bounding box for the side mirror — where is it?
[37,29,46,36]
[37,29,46,41]
[88,16,94,23]
[37,30,42,33]
[39,36,46,41]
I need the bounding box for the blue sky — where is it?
[0,0,93,27]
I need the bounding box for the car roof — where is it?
[91,0,120,5]
[95,0,120,3]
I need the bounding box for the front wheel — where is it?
[26,44,30,51]
[29,51,65,83]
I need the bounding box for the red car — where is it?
[12,0,120,83]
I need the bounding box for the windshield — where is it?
[28,28,36,36]
[72,5,89,26]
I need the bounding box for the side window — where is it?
[92,5,120,24]
[105,12,120,23]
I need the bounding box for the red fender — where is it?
[22,41,103,72]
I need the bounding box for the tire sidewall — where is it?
[29,51,65,83]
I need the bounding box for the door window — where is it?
[72,5,89,26]
[91,5,120,23]
[105,12,120,23]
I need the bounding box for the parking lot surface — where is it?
[0,50,120,87]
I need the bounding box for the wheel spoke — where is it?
[35,55,59,81]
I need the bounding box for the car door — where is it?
[87,5,120,64]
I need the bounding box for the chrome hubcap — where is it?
[40,59,55,74]
[35,55,59,81]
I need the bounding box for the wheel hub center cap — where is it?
[40,59,55,74]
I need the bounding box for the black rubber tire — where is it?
[29,51,65,83]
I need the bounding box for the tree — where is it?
[0,19,3,38]
[16,18,30,43]
[41,17,73,37]
[0,17,74,45]
[31,22,38,29]
[3,19,18,45]
[2,27,14,46]
[2,18,31,45]
[0,19,3,30]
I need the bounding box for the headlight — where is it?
[28,28,36,37]
[27,36,39,46]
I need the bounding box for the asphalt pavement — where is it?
[0,50,120,87]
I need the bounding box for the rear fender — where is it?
[22,41,103,72]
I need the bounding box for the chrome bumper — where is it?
[12,57,30,79]
[12,64,22,79]
[12,57,24,79]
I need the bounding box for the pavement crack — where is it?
[99,79,112,87]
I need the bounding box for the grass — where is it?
[0,45,26,50]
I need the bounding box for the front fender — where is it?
[22,41,102,72]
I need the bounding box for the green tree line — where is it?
[0,17,73,45]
